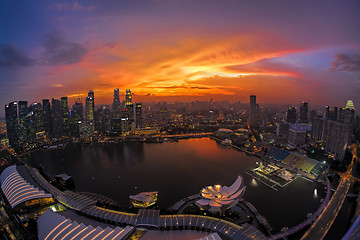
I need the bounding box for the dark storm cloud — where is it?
[0,44,34,68]
[330,53,360,72]
[39,31,88,66]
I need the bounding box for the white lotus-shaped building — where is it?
[196,176,246,213]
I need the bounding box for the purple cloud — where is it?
[330,53,360,72]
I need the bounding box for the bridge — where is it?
[300,143,358,240]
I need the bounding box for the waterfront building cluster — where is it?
[4,89,142,149]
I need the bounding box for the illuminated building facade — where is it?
[196,176,246,213]
[130,192,158,208]
[134,103,142,128]
[125,89,132,106]
[61,97,70,135]
[5,101,19,147]
[85,90,95,130]
[0,165,53,211]
[18,101,29,143]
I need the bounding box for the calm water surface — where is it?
[28,138,327,233]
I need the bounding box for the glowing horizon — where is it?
[0,0,359,114]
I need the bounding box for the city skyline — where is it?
[0,0,360,117]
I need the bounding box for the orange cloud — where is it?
[42,32,305,104]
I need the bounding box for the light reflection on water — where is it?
[251,178,258,187]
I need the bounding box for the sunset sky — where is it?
[1,0,359,116]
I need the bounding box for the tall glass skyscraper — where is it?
[85,90,95,130]
[134,103,142,128]
[287,106,297,124]
[42,99,52,137]
[5,101,19,147]
[299,102,309,123]
[249,95,256,125]
[125,89,132,106]
[61,97,70,135]
[112,88,122,135]
[18,101,29,142]
[51,98,62,138]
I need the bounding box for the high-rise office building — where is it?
[42,99,52,137]
[249,95,256,125]
[325,106,338,121]
[125,89,132,106]
[18,101,29,142]
[338,107,345,122]
[114,88,120,103]
[355,115,360,130]
[111,89,122,135]
[61,97,70,135]
[134,103,142,128]
[51,98,62,138]
[5,101,19,147]
[311,117,326,141]
[299,102,308,123]
[325,120,352,161]
[344,100,355,125]
[310,110,317,125]
[85,90,95,130]
[287,106,297,124]
[72,100,83,121]
[70,99,83,137]
[127,104,134,123]
[27,103,45,142]
[103,107,112,134]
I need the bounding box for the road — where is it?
[301,143,358,240]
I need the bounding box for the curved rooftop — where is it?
[0,165,52,208]
[37,209,134,240]
[216,128,233,133]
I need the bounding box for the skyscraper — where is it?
[18,101,29,142]
[125,89,132,106]
[28,102,45,142]
[344,100,355,125]
[85,90,95,130]
[5,101,19,147]
[61,97,70,135]
[311,117,326,140]
[134,103,142,128]
[70,99,83,137]
[287,106,297,124]
[51,98,62,138]
[325,120,352,161]
[42,99,52,137]
[249,95,256,125]
[112,89,122,136]
[299,102,308,123]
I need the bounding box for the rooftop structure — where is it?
[37,209,134,240]
[196,176,246,213]
[130,191,158,208]
[346,100,355,110]
[0,165,53,209]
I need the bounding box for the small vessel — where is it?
[314,188,318,198]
